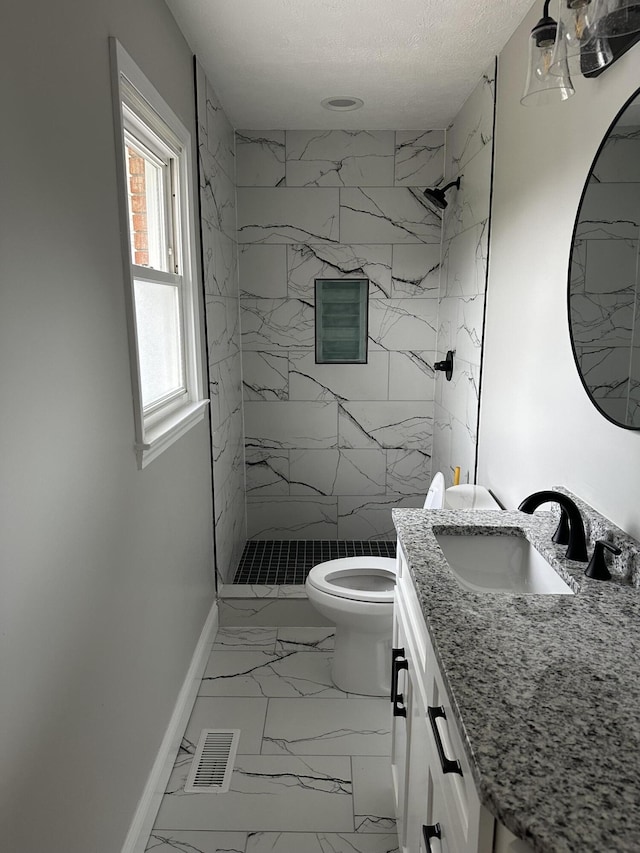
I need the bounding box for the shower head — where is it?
[423,177,461,210]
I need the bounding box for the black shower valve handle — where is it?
[434,350,455,381]
[585,539,622,581]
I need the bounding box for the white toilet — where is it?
[305,473,499,696]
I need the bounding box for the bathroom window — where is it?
[315,279,369,364]
[110,39,207,468]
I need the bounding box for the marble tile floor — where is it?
[146,627,399,853]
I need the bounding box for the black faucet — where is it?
[517,490,588,562]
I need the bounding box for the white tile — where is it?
[288,244,392,299]
[354,816,398,834]
[183,696,268,755]
[386,450,432,496]
[242,352,289,402]
[239,245,288,297]
[395,130,445,187]
[238,188,339,244]
[391,244,441,297]
[154,755,353,832]
[443,143,492,241]
[219,597,331,627]
[446,61,495,178]
[205,81,235,183]
[262,698,391,755]
[200,651,346,698]
[340,188,441,244]
[337,496,424,540]
[146,830,246,853]
[441,220,489,299]
[194,62,208,145]
[219,584,281,599]
[338,401,433,450]
[206,294,240,365]
[237,130,286,187]
[276,628,335,653]
[244,401,338,450]
[289,449,386,496]
[584,238,638,294]
[287,130,394,187]
[200,146,238,242]
[289,352,389,402]
[246,832,399,852]
[246,496,338,540]
[213,627,278,652]
[576,183,640,240]
[352,757,396,820]
[245,448,290,496]
[201,222,238,299]
[592,130,640,182]
[388,352,435,402]
[241,298,315,350]
[368,299,438,351]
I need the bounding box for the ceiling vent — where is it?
[184,729,240,793]
[321,96,364,111]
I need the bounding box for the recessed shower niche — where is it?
[315,278,369,364]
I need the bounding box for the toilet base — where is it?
[331,624,392,697]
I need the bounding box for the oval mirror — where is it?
[569,89,640,430]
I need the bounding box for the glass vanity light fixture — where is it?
[521,0,575,106]
[550,0,614,75]
[590,0,640,38]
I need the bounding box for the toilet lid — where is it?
[424,471,445,509]
[306,557,397,602]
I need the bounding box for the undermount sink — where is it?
[435,533,574,595]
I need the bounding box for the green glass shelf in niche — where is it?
[315,278,368,364]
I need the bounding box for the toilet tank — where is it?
[444,484,500,510]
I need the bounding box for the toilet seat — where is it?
[305,557,397,603]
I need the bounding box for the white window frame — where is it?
[110,38,207,468]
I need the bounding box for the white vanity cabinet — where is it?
[391,543,496,853]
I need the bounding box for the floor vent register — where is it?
[184,729,240,793]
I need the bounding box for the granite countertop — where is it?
[392,501,640,853]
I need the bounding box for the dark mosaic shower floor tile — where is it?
[233,540,397,585]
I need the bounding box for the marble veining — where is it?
[237,126,445,540]
[392,491,640,853]
[432,59,496,485]
[148,628,399,848]
[196,62,246,584]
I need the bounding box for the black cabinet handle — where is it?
[422,823,441,852]
[392,653,408,717]
[391,647,405,705]
[428,706,462,775]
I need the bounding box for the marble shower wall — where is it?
[570,123,640,427]
[196,62,246,583]
[236,129,445,539]
[432,61,497,486]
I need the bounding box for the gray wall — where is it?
[479,3,640,536]
[432,62,496,486]
[236,130,445,539]
[195,64,247,584]
[1,3,215,852]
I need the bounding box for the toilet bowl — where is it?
[305,471,449,696]
[305,558,397,695]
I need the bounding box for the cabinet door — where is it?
[391,606,411,849]
[405,676,433,853]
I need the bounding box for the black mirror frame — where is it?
[567,83,640,431]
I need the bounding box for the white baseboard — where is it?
[121,600,219,853]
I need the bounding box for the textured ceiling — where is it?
[165,0,534,129]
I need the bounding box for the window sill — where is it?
[135,399,209,469]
